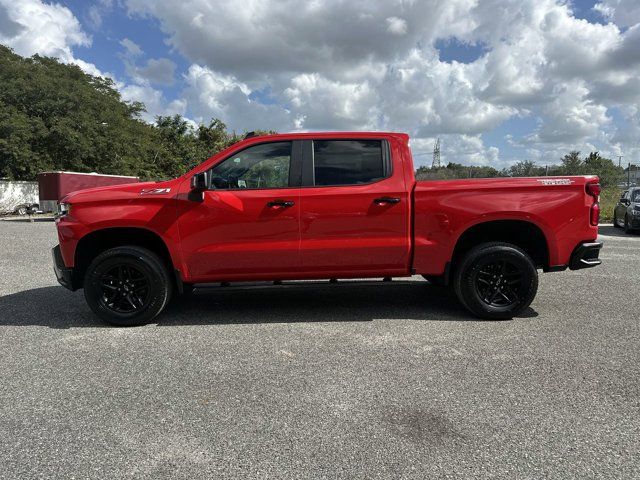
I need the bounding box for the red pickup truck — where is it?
[53,132,602,326]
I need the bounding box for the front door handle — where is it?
[267,200,295,208]
[373,197,401,205]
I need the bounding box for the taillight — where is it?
[591,202,600,226]
[586,183,601,197]
[587,182,600,226]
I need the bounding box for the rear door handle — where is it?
[267,200,295,208]
[373,197,401,205]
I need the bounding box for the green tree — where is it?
[583,152,623,187]
[501,160,544,177]
[560,151,584,175]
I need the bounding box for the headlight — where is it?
[57,202,71,217]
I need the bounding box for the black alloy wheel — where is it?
[84,246,172,326]
[454,242,538,320]
[98,264,151,314]
[474,259,524,308]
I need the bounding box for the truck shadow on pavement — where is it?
[0,281,538,329]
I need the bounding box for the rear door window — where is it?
[312,140,386,186]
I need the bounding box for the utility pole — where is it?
[629,162,632,188]
[432,138,441,169]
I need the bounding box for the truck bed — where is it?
[412,176,600,275]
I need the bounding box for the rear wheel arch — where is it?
[451,220,550,274]
[73,227,175,290]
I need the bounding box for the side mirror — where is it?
[191,171,209,191]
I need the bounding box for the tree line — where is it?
[0,45,251,181]
[416,151,625,188]
[0,46,627,188]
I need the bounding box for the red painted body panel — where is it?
[297,136,411,276]
[175,184,301,281]
[412,177,599,275]
[55,132,599,283]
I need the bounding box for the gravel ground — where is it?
[0,220,638,479]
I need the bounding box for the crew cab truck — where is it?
[52,132,603,326]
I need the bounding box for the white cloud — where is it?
[3,0,640,166]
[594,0,640,28]
[120,38,143,58]
[386,16,408,36]
[121,0,640,164]
[182,64,292,132]
[87,0,114,29]
[411,135,501,167]
[120,83,187,122]
[0,0,108,78]
[129,57,177,86]
[0,0,89,62]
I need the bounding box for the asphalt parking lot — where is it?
[0,220,638,479]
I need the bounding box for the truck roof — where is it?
[242,131,409,141]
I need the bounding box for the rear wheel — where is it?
[453,242,538,320]
[83,246,172,326]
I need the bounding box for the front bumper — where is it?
[569,241,603,270]
[52,245,76,290]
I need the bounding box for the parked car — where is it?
[613,187,640,233]
[13,203,39,215]
[52,132,603,326]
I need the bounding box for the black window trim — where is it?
[300,138,392,188]
[206,139,303,191]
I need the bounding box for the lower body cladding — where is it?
[52,245,75,290]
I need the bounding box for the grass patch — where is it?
[600,188,622,222]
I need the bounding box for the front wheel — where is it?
[83,246,172,326]
[453,242,538,320]
[613,211,621,228]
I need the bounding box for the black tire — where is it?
[613,210,621,228]
[624,215,634,234]
[453,242,538,320]
[83,246,172,326]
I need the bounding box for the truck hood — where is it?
[61,179,176,204]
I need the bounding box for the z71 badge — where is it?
[140,188,171,195]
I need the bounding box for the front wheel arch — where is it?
[73,227,175,290]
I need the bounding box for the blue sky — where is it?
[1,0,639,168]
